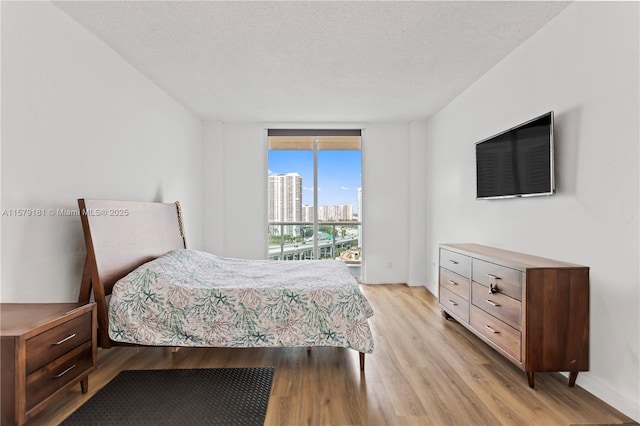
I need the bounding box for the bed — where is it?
[77,198,374,370]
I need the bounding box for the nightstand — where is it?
[1,303,97,426]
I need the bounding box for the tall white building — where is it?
[341,203,354,221]
[358,187,362,248]
[318,205,329,222]
[330,205,341,221]
[268,173,302,223]
[302,204,314,223]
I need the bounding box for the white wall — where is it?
[202,121,225,255]
[1,2,204,302]
[408,120,429,286]
[202,121,413,284]
[423,2,639,421]
[361,123,410,284]
[217,122,267,259]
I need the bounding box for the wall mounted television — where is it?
[476,111,555,200]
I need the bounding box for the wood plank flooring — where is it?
[27,284,635,425]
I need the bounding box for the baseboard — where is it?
[569,372,640,423]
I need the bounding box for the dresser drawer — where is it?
[440,286,469,323]
[471,282,522,331]
[472,259,522,301]
[470,305,521,362]
[440,249,471,278]
[25,342,93,411]
[439,267,470,300]
[25,312,92,375]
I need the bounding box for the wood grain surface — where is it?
[26,285,633,426]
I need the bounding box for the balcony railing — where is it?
[268,222,362,277]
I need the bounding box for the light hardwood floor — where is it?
[28,284,636,426]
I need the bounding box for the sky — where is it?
[268,150,362,212]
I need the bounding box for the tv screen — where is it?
[476,112,555,199]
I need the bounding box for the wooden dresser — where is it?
[1,303,97,426]
[438,244,589,387]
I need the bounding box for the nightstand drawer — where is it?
[25,312,92,374]
[1,303,96,426]
[25,342,93,411]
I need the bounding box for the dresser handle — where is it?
[485,299,500,307]
[53,333,76,345]
[447,300,458,306]
[449,260,459,265]
[53,364,76,378]
[487,273,501,280]
[447,279,458,286]
[485,325,499,334]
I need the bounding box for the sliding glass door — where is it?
[267,130,362,278]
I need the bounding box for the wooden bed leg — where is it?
[170,347,181,362]
[306,346,312,352]
[359,352,365,372]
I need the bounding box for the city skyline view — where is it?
[268,149,362,213]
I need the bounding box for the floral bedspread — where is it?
[109,249,374,353]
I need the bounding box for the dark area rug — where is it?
[61,367,274,426]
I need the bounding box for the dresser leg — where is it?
[80,377,89,394]
[568,371,579,387]
[527,372,535,388]
[359,352,365,371]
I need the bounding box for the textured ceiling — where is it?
[54,1,569,122]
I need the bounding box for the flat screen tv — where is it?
[476,111,555,200]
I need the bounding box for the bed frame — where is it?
[77,198,366,370]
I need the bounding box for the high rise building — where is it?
[302,204,314,223]
[330,205,341,221]
[268,173,302,223]
[318,205,329,222]
[358,187,362,248]
[341,203,354,221]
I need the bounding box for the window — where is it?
[267,129,362,278]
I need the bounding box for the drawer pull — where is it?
[449,260,459,265]
[485,299,500,307]
[487,273,501,280]
[53,364,76,378]
[447,300,458,306]
[484,325,499,334]
[53,333,76,345]
[447,279,458,286]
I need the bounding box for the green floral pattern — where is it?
[109,250,374,353]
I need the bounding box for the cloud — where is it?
[340,186,350,190]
